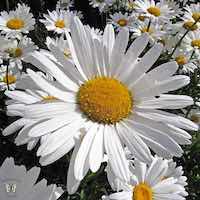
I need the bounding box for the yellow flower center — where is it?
[192,12,200,22]
[6,18,25,30]
[141,27,153,34]
[183,21,198,31]
[55,20,65,28]
[3,74,16,84]
[14,48,23,58]
[77,77,133,124]
[42,96,58,101]
[133,183,153,200]
[191,39,200,48]
[191,114,200,124]
[128,2,136,10]
[117,19,128,27]
[175,55,187,65]
[64,49,71,58]
[138,15,146,21]
[147,6,161,17]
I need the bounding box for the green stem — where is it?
[5,0,9,12]
[147,18,151,32]
[6,64,10,90]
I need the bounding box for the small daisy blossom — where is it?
[0,36,37,69]
[40,36,73,64]
[134,0,175,23]
[185,109,200,127]
[181,30,200,57]
[172,49,198,74]
[131,20,166,44]
[0,3,35,38]
[56,0,73,10]
[182,3,200,23]
[89,0,115,13]
[109,12,135,31]
[0,65,20,91]
[104,157,187,200]
[4,17,198,184]
[40,9,76,34]
[0,157,63,200]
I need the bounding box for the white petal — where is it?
[89,125,104,172]
[104,125,130,182]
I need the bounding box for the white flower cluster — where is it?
[0,0,199,199]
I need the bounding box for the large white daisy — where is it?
[0,3,35,38]
[4,17,198,184]
[134,0,175,23]
[104,157,187,200]
[40,9,76,34]
[0,157,63,200]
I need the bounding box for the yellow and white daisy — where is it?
[0,157,63,200]
[131,20,166,44]
[135,0,175,23]
[0,36,37,69]
[181,30,200,57]
[40,9,76,34]
[40,36,73,64]
[0,65,19,91]
[89,0,115,13]
[172,49,198,74]
[105,157,187,200]
[109,12,136,32]
[182,3,200,24]
[4,17,198,184]
[0,3,35,38]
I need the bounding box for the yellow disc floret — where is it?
[55,20,65,28]
[133,183,153,200]
[42,96,58,102]
[14,48,23,58]
[191,39,200,48]
[183,21,198,31]
[117,19,128,27]
[6,18,24,29]
[175,55,187,65]
[147,6,161,17]
[3,75,16,84]
[77,77,133,124]
[192,12,200,22]
[141,27,153,34]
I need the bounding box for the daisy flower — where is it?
[172,49,198,74]
[4,17,198,184]
[104,157,187,200]
[89,0,115,13]
[0,36,37,69]
[131,20,166,44]
[41,36,73,64]
[109,12,135,31]
[56,0,74,10]
[0,65,20,91]
[40,9,76,34]
[182,3,200,23]
[0,157,63,200]
[0,3,35,38]
[134,0,175,23]
[181,30,200,57]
